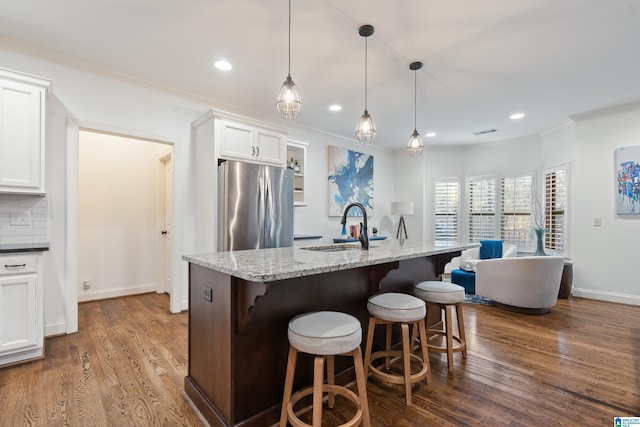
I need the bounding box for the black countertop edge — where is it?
[0,243,50,253]
[293,235,323,240]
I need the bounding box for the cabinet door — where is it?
[217,119,255,162]
[0,274,38,354]
[0,78,45,193]
[255,128,286,167]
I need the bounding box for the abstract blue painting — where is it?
[615,146,640,214]
[328,146,374,217]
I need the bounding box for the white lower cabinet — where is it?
[0,254,43,366]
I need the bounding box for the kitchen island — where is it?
[182,240,476,427]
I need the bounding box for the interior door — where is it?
[162,155,173,294]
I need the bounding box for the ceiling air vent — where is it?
[473,128,497,136]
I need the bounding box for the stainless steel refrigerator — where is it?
[218,160,294,251]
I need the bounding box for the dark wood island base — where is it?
[184,250,460,427]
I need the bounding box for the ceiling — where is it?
[1,0,640,149]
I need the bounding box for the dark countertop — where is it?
[0,242,50,253]
[293,235,323,240]
[333,236,387,243]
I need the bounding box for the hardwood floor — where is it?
[0,293,638,426]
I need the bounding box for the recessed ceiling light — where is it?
[214,60,232,71]
[425,132,436,138]
[329,105,342,112]
[510,112,525,120]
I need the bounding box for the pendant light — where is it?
[276,0,302,120]
[355,24,376,144]
[406,61,424,156]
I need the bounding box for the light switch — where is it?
[10,211,31,226]
[593,217,602,227]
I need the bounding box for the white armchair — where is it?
[443,243,517,280]
[475,256,565,313]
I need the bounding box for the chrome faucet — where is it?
[340,202,369,250]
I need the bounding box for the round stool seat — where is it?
[367,292,426,323]
[288,311,361,355]
[415,281,465,304]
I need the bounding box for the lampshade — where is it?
[407,129,424,157]
[390,201,414,216]
[356,109,376,143]
[276,75,302,119]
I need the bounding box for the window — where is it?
[467,175,497,242]
[544,164,569,255]
[433,178,460,242]
[467,172,536,250]
[501,174,534,248]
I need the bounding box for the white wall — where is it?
[77,131,170,301]
[570,103,640,304]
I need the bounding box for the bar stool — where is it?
[363,293,430,406]
[280,311,370,427]
[414,281,467,373]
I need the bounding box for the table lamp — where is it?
[390,201,413,239]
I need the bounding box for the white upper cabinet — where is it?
[254,128,287,166]
[216,117,286,167]
[0,68,51,194]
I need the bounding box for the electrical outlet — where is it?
[593,217,602,227]
[83,280,91,289]
[203,286,212,302]
[10,211,31,226]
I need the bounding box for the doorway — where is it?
[77,130,174,304]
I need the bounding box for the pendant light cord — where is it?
[414,69,417,129]
[364,36,368,109]
[287,0,291,76]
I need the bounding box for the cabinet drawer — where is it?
[0,256,37,275]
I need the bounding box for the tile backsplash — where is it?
[0,194,49,244]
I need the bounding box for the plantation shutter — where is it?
[544,165,568,255]
[500,174,534,249]
[433,178,460,242]
[467,175,497,242]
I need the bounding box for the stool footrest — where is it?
[287,384,363,427]
[426,331,466,353]
[368,350,430,385]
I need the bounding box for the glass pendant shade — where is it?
[406,128,424,156]
[276,75,302,120]
[356,109,376,143]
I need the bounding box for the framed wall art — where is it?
[615,145,640,215]
[327,145,374,217]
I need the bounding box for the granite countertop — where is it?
[0,242,50,253]
[183,240,478,282]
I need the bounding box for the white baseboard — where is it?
[571,287,640,306]
[45,320,67,337]
[77,283,157,303]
